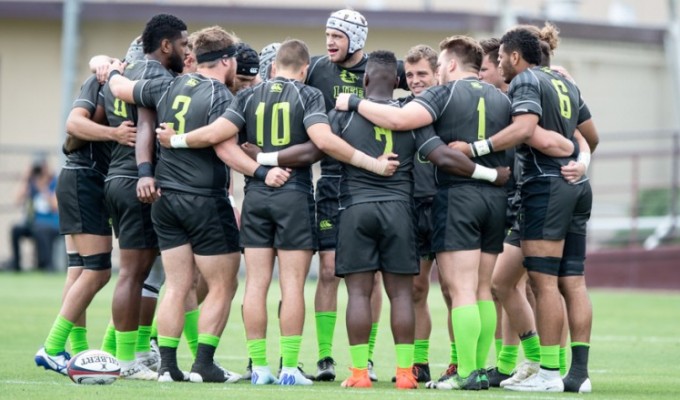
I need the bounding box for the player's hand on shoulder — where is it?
[265,167,291,188]
[114,120,137,147]
[377,152,400,176]
[493,166,511,186]
[561,160,586,184]
[335,93,351,111]
[156,123,175,148]
[240,142,262,161]
[101,58,125,84]
[448,141,472,158]
[136,177,159,204]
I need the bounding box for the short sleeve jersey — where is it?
[103,59,172,179]
[507,66,591,180]
[329,100,439,208]
[306,55,409,176]
[414,77,512,187]
[401,94,437,198]
[223,77,329,194]
[132,73,234,197]
[66,75,112,175]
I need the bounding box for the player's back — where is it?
[330,100,416,207]
[148,73,233,196]
[414,78,511,187]
[104,59,172,179]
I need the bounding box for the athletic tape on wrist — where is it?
[254,165,269,181]
[137,162,154,178]
[170,134,189,149]
[348,94,362,112]
[577,152,591,170]
[471,164,498,183]
[256,152,279,166]
[472,139,491,157]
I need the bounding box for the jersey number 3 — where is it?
[166,95,192,134]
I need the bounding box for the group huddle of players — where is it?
[34,8,598,394]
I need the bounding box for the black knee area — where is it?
[67,253,84,268]
[524,256,561,276]
[82,252,112,270]
[560,233,586,277]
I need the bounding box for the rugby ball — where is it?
[67,349,120,385]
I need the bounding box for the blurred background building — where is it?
[0,1,678,276]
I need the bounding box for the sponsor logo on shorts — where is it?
[319,219,333,231]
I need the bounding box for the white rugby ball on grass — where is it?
[67,349,120,385]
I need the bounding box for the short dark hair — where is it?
[276,39,310,70]
[480,37,501,67]
[365,50,398,85]
[500,27,541,66]
[439,36,483,72]
[142,14,187,54]
[405,44,437,72]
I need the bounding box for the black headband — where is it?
[237,62,260,76]
[196,45,238,63]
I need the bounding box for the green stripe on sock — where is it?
[183,309,200,359]
[559,346,567,376]
[396,343,414,369]
[150,317,158,339]
[497,345,519,375]
[414,339,429,364]
[69,327,89,354]
[135,325,151,353]
[315,312,337,360]
[45,315,74,356]
[115,330,138,362]
[368,323,378,360]
[198,333,220,348]
[451,304,481,378]
[476,300,497,369]
[349,344,369,369]
[158,335,180,349]
[571,342,590,348]
[101,322,116,355]
[247,338,267,367]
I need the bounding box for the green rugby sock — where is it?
[520,332,541,363]
[450,341,458,365]
[349,344,369,370]
[247,339,268,367]
[395,343,414,369]
[135,325,152,353]
[315,312,336,360]
[69,326,89,354]
[495,338,503,362]
[101,322,116,355]
[44,315,73,356]
[115,330,138,362]
[497,344,519,375]
[560,346,567,375]
[280,335,302,368]
[368,323,378,360]
[414,339,429,364]
[476,300,497,369]
[540,344,560,370]
[451,304,481,378]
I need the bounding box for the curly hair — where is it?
[141,14,187,54]
[500,27,541,66]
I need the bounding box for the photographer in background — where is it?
[2,156,60,272]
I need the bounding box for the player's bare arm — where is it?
[242,141,325,168]
[427,144,510,186]
[156,117,239,149]
[136,107,159,204]
[576,118,599,153]
[65,106,136,147]
[214,136,291,188]
[561,130,591,184]
[336,93,433,131]
[307,122,399,176]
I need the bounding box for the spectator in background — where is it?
[3,156,60,271]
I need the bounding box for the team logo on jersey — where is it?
[125,63,135,70]
[470,81,483,90]
[339,70,359,84]
[319,219,333,231]
[270,83,283,93]
[417,152,431,164]
[185,78,199,87]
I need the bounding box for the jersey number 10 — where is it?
[256,102,291,147]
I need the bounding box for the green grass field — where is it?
[1,271,679,399]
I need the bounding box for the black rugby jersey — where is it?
[65,75,112,175]
[133,73,234,197]
[223,77,329,194]
[103,59,172,179]
[507,66,591,180]
[414,77,511,187]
